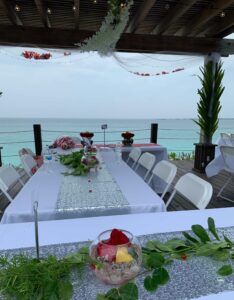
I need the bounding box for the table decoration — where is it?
[52,136,75,150]
[121,131,134,146]
[90,229,142,285]
[59,150,98,176]
[0,218,234,300]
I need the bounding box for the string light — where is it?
[47,8,52,14]
[14,5,21,12]
[220,11,225,18]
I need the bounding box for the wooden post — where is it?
[150,123,158,144]
[33,124,42,156]
[0,147,3,167]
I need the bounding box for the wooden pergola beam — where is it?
[0,26,233,56]
[0,0,23,26]
[201,12,234,37]
[175,0,234,37]
[152,0,197,35]
[34,0,51,28]
[74,0,80,29]
[126,0,157,33]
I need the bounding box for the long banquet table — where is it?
[1,148,165,224]
[0,208,234,299]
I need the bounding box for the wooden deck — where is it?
[0,161,233,220]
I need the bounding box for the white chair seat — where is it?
[166,173,213,210]
[135,152,156,181]
[148,160,177,199]
[0,166,24,202]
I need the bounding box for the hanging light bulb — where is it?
[220,11,225,18]
[14,5,21,12]
[73,5,77,11]
[93,0,97,4]
[165,3,170,10]
[47,8,52,14]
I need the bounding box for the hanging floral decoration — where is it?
[77,0,133,56]
[132,68,185,76]
[22,51,52,60]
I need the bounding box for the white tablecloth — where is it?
[0,208,234,300]
[1,149,165,224]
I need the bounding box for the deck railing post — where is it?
[0,146,2,167]
[33,124,42,156]
[150,123,158,144]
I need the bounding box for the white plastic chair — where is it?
[19,148,35,157]
[165,173,213,210]
[220,133,234,146]
[217,146,234,202]
[126,148,141,168]
[148,160,177,199]
[0,165,24,202]
[20,154,38,177]
[135,152,156,181]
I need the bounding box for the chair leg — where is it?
[217,175,234,203]
[161,183,171,200]
[165,190,176,209]
[3,191,13,202]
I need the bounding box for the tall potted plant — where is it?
[193,60,225,172]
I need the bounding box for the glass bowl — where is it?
[89,229,142,285]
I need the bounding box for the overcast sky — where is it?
[0,34,234,119]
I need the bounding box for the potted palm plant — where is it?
[193,59,224,172]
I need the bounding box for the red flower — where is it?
[107,229,130,245]
[181,255,187,261]
[80,132,94,138]
[121,131,134,139]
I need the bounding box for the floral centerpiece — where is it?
[80,131,94,147]
[90,228,142,285]
[121,131,134,146]
[52,136,75,150]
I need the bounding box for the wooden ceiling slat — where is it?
[0,25,233,56]
[74,0,80,29]
[126,0,157,33]
[34,0,51,28]
[175,0,234,36]
[0,0,23,26]
[202,12,234,37]
[152,0,198,35]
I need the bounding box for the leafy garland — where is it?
[77,1,133,56]
[59,150,89,176]
[0,218,233,300]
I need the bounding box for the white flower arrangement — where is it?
[77,1,133,56]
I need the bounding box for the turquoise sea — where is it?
[0,118,234,166]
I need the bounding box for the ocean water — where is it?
[0,118,234,166]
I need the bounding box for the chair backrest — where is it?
[220,145,234,172]
[220,133,233,146]
[166,173,213,209]
[127,148,141,167]
[19,148,35,157]
[0,166,23,201]
[136,152,156,180]
[148,160,177,198]
[70,136,81,144]
[20,154,37,177]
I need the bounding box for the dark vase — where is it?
[193,143,217,173]
[122,138,134,146]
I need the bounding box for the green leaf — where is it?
[146,253,165,269]
[97,283,138,300]
[213,250,230,261]
[217,265,233,276]
[208,218,220,240]
[182,232,199,244]
[164,238,187,249]
[191,225,211,243]
[152,267,170,285]
[196,242,227,256]
[144,275,158,292]
[58,281,73,300]
[223,234,234,245]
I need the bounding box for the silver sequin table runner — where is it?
[56,160,130,219]
[1,227,234,300]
